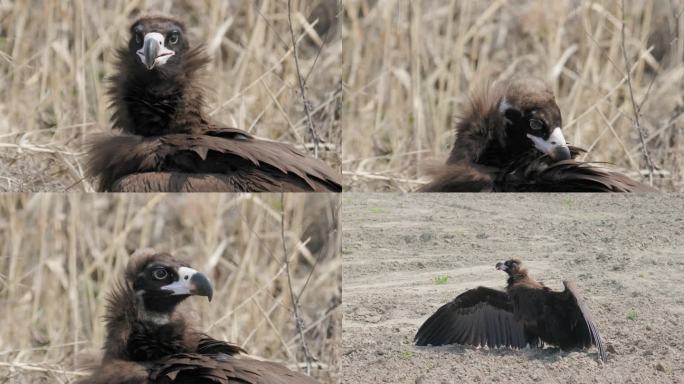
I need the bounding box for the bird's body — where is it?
[87,16,341,192]
[414,258,607,363]
[77,249,319,384]
[420,77,656,192]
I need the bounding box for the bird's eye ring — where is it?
[169,33,179,45]
[153,269,168,280]
[529,119,544,131]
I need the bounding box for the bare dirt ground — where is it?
[342,194,684,384]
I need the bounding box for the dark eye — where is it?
[529,119,544,131]
[153,269,168,280]
[168,32,179,45]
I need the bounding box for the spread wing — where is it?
[150,353,319,384]
[557,281,608,363]
[414,287,540,349]
[86,133,341,192]
[496,149,657,192]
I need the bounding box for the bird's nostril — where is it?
[184,276,189,280]
[551,141,556,145]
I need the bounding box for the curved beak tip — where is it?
[189,273,214,302]
[550,145,572,161]
[527,127,571,162]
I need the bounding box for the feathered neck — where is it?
[506,267,535,288]
[102,281,189,360]
[447,86,511,166]
[108,46,212,136]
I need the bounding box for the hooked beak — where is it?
[527,127,571,161]
[495,261,508,271]
[161,267,213,302]
[136,32,175,70]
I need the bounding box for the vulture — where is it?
[87,16,341,192]
[420,77,657,192]
[77,250,319,384]
[414,258,608,363]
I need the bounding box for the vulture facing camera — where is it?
[77,250,319,384]
[421,77,657,192]
[87,16,341,192]
[414,258,608,363]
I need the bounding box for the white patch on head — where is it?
[547,127,566,146]
[526,127,568,155]
[496,260,509,271]
[136,32,176,69]
[499,97,512,124]
[160,266,197,295]
[498,97,511,114]
[143,311,171,325]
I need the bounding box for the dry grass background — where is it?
[0,0,341,192]
[0,193,340,383]
[343,0,684,191]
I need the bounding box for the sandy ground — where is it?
[342,194,684,384]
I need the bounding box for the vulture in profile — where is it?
[420,77,657,192]
[87,16,341,192]
[77,250,319,384]
[414,258,608,363]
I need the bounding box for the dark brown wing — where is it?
[150,353,319,384]
[496,150,657,192]
[414,287,540,348]
[196,335,245,356]
[86,133,341,192]
[73,358,148,384]
[419,162,495,192]
[559,281,607,363]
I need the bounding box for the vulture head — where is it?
[451,77,571,166]
[81,249,319,383]
[110,15,210,137]
[127,16,190,75]
[127,251,213,315]
[495,258,528,281]
[497,78,571,162]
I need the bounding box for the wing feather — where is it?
[414,287,531,349]
[496,150,657,192]
[151,353,318,384]
[563,281,608,363]
[86,133,341,192]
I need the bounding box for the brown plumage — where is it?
[76,249,319,384]
[420,77,657,192]
[87,16,341,192]
[414,258,607,363]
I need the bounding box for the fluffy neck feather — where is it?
[108,46,212,136]
[506,267,540,288]
[448,87,510,166]
[103,282,190,360]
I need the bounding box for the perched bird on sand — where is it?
[415,258,607,363]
